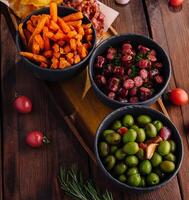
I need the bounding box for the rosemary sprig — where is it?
[59,166,113,200]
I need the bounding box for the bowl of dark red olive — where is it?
[89,34,171,108]
[95,106,183,191]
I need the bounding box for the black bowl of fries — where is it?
[16,2,96,81]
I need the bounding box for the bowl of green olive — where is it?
[95,106,183,191]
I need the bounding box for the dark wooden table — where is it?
[1,0,189,200]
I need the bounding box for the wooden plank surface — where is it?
[144,1,189,199]
[1,10,90,200]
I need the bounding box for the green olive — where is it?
[158,141,171,156]
[136,128,146,142]
[118,174,127,183]
[115,149,126,160]
[136,148,145,160]
[160,161,175,173]
[168,140,176,152]
[122,114,134,127]
[125,155,139,167]
[122,129,137,143]
[145,123,157,138]
[104,155,116,170]
[139,160,152,175]
[137,115,152,126]
[126,167,139,176]
[150,152,162,167]
[99,142,109,157]
[102,129,115,139]
[164,153,176,162]
[139,176,146,187]
[105,132,121,145]
[131,125,139,131]
[114,163,127,175]
[153,120,163,132]
[123,142,139,155]
[110,146,118,154]
[111,120,122,131]
[146,173,160,186]
[127,174,141,187]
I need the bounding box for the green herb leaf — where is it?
[129,65,139,78]
[59,166,113,200]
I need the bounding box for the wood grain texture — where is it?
[1,13,89,200]
[144,1,189,199]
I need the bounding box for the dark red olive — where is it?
[118,87,128,98]
[108,91,116,99]
[108,77,120,92]
[113,66,125,77]
[154,75,164,84]
[139,87,152,100]
[123,79,135,90]
[122,55,133,65]
[134,76,143,87]
[159,127,171,140]
[129,96,139,103]
[148,54,157,62]
[106,47,116,60]
[139,143,148,150]
[149,69,159,79]
[149,49,156,56]
[95,75,106,86]
[154,62,163,68]
[95,56,105,68]
[122,43,132,50]
[138,45,150,54]
[139,69,148,79]
[129,87,138,97]
[138,59,149,69]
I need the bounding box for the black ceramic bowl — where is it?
[16,6,96,81]
[89,34,171,108]
[95,106,183,191]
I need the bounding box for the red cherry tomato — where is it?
[13,95,32,113]
[26,131,49,148]
[169,88,188,106]
[169,0,184,6]
[117,127,128,136]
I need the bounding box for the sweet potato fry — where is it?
[18,23,27,46]
[50,2,58,22]
[43,50,53,58]
[67,20,82,28]
[82,23,92,30]
[40,62,48,68]
[59,58,71,69]
[67,31,77,39]
[54,52,61,59]
[30,15,39,27]
[78,27,85,36]
[85,34,93,41]
[83,43,91,50]
[51,57,59,69]
[70,39,76,51]
[62,12,83,22]
[58,40,66,47]
[74,55,81,64]
[27,21,35,33]
[85,28,93,35]
[66,52,74,64]
[29,15,48,47]
[52,30,65,40]
[52,43,59,53]
[64,45,71,53]
[49,20,59,32]
[75,34,83,41]
[20,52,49,64]
[59,47,65,54]
[57,18,71,34]
[32,41,40,54]
[34,34,44,50]
[42,27,51,50]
